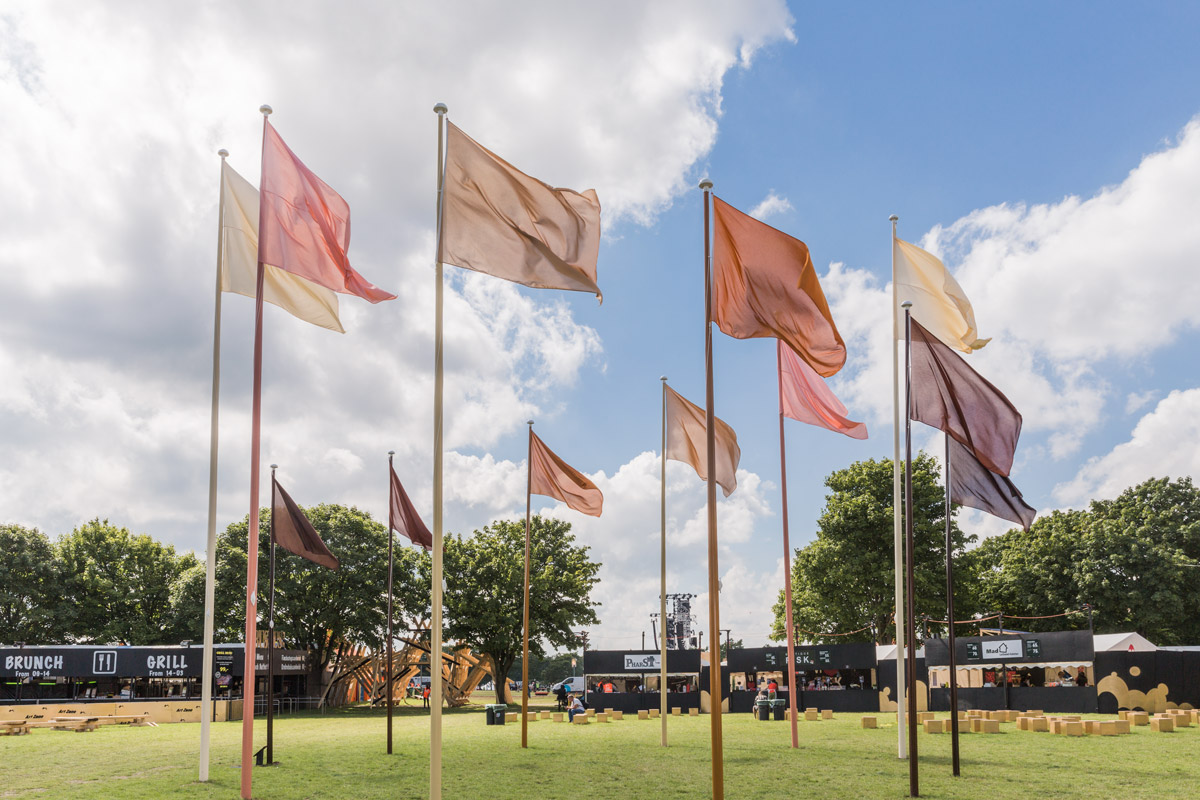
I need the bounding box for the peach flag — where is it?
[778,341,867,440]
[712,196,845,377]
[664,384,741,497]
[439,122,602,300]
[530,431,603,517]
[893,237,989,352]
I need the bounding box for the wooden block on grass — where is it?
[861,716,877,729]
[671,707,681,716]
[1028,717,1049,732]
[586,708,595,717]
[572,715,589,725]
[552,713,564,723]
[981,719,1001,734]
[1083,720,1099,734]
[689,708,699,717]
[1060,721,1084,737]
[821,709,834,720]
[970,718,984,733]
[1118,710,1129,720]
[1130,712,1150,726]
[805,709,819,721]
[1098,721,1119,736]
[595,713,609,722]
[638,710,649,720]
[505,713,518,723]
[611,710,623,720]
[1025,710,1043,717]
[539,711,551,720]
[1172,713,1191,727]
[527,712,539,722]
[1150,716,1174,732]
[648,709,659,719]
[923,719,944,734]
[1113,719,1130,734]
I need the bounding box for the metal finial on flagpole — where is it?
[434,103,448,115]
[890,214,899,222]
[527,420,534,426]
[699,179,713,191]
[901,301,913,309]
[260,105,273,116]
[388,450,395,456]
[660,375,667,382]
[218,149,229,159]
[270,463,277,470]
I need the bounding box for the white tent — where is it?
[1093,632,1157,652]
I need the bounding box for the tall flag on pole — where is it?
[909,318,1022,476]
[390,467,434,550]
[946,438,1036,530]
[439,121,602,300]
[712,196,845,376]
[271,480,339,570]
[220,160,345,332]
[259,121,396,303]
[778,340,867,440]
[893,238,988,352]
[529,431,604,517]
[664,384,740,497]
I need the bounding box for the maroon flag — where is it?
[390,466,433,551]
[271,479,339,570]
[529,431,603,517]
[910,317,1022,476]
[948,438,1036,531]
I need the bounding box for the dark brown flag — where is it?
[272,479,339,570]
[948,438,1036,531]
[390,466,433,551]
[910,317,1022,476]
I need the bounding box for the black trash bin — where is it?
[485,704,500,725]
[494,704,508,725]
[756,699,770,721]
[771,699,786,720]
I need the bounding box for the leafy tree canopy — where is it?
[0,524,63,644]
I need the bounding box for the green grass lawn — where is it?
[2,706,1196,799]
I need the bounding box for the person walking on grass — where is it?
[422,684,431,709]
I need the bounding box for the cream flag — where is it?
[664,384,740,497]
[893,237,987,352]
[221,161,344,333]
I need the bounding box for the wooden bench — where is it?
[1,720,30,736]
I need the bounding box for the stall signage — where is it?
[623,654,661,670]
[1026,639,1041,658]
[965,642,982,660]
[793,648,833,668]
[4,653,65,678]
[145,653,189,677]
[981,640,1023,660]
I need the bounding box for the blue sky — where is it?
[2,1,1199,650]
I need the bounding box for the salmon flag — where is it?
[259,121,395,303]
[272,479,339,570]
[221,160,344,332]
[910,318,1022,476]
[440,122,602,300]
[712,196,845,377]
[947,438,1036,531]
[894,238,988,352]
[778,340,867,440]
[390,466,433,550]
[664,384,741,497]
[529,431,603,517]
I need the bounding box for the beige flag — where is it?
[221,161,344,333]
[893,237,987,352]
[439,122,602,301]
[664,384,740,497]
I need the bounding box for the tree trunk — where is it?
[489,653,515,705]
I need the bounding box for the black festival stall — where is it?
[924,630,1097,713]
[728,644,881,714]
[1095,649,1200,713]
[583,649,702,713]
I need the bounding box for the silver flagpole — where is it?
[660,376,668,746]
[890,214,907,759]
[199,148,229,782]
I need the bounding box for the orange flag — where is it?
[529,431,603,517]
[664,384,741,497]
[439,122,602,300]
[258,121,395,303]
[779,340,867,440]
[712,196,845,377]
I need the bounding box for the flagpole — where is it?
[659,375,669,747]
[387,450,396,755]
[902,301,919,798]
[945,435,961,776]
[776,341,800,749]
[521,421,534,749]
[199,147,228,783]
[240,104,272,800]
[699,178,725,800]
[430,101,448,800]
[267,464,277,766]
[890,213,908,760]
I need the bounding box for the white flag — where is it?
[893,237,987,352]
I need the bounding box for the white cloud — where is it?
[1053,388,1200,507]
[1125,390,1158,415]
[749,191,793,221]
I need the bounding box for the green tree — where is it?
[0,524,64,644]
[444,516,600,704]
[770,455,976,645]
[56,519,200,644]
[720,637,744,660]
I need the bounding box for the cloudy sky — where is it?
[3,2,1199,651]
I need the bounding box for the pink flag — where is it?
[258,121,395,303]
[778,340,867,440]
[529,431,604,517]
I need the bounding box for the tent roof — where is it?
[1093,632,1157,652]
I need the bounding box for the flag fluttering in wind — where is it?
[664,384,740,497]
[909,318,1021,476]
[439,122,602,300]
[271,479,339,570]
[390,466,433,550]
[220,161,344,332]
[778,340,867,440]
[259,121,395,303]
[947,438,1036,531]
[529,431,603,517]
[712,196,845,377]
[894,238,988,352]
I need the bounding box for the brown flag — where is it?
[712,196,846,377]
[948,438,1036,531]
[390,467,433,551]
[530,432,603,517]
[910,317,1022,477]
[272,479,339,570]
[439,122,602,300]
[664,384,741,497]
